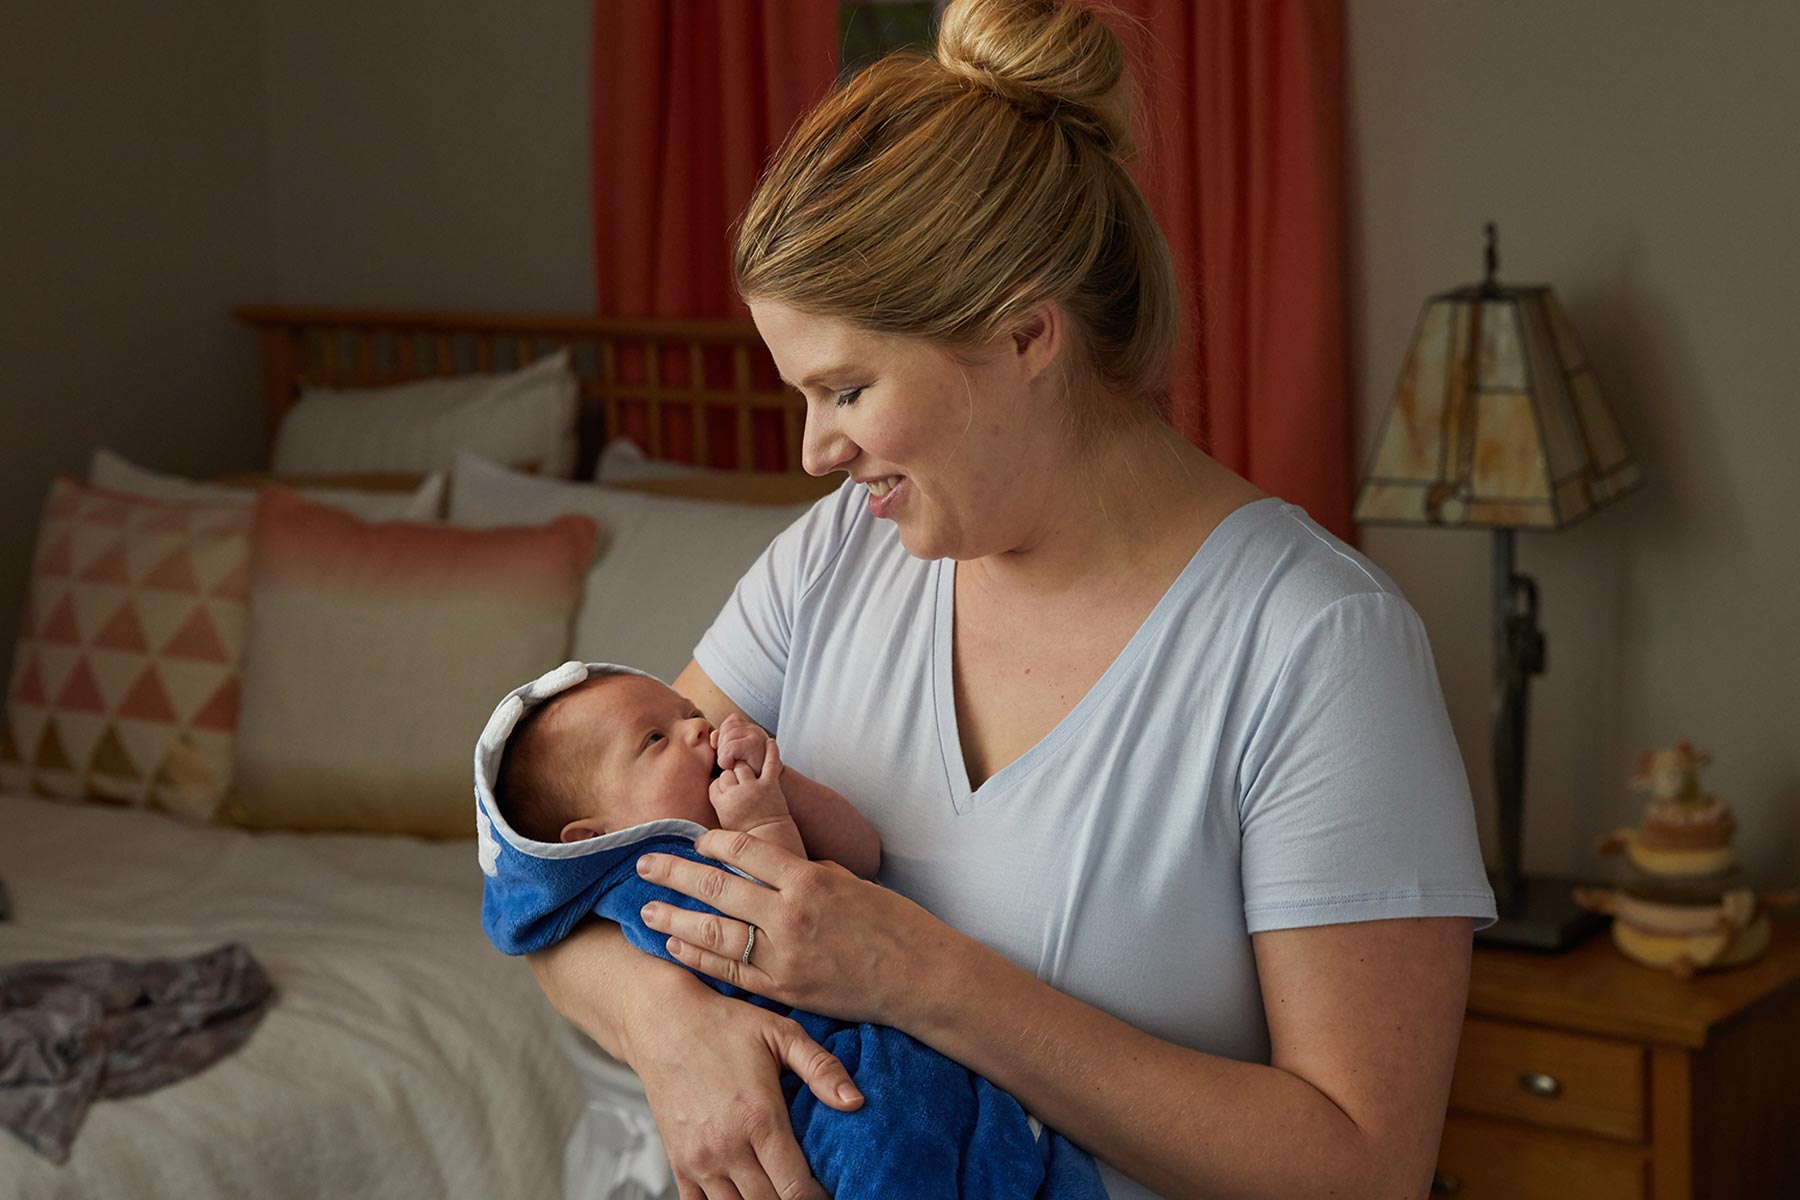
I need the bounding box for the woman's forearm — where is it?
[905,935,1381,1200]
[527,919,691,1062]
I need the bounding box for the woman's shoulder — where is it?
[1181,496,1418,648]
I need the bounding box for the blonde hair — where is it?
[732,0,1179,431]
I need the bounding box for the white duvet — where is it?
[0,793,587,1200]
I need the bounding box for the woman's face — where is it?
[748,297,1065,561]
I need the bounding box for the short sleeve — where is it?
[692,480,861,733]
[1238,591,1497,933]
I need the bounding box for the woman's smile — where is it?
[863,474,907,518]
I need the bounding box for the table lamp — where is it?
[1354,224,1642,950]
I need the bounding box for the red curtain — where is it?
[592,0,840,467]
[1110,1,1352,540]
[593,0,839,318]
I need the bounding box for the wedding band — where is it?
[741,923,758,965]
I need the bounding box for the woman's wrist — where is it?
[887,905,988,1035]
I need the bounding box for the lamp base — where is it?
[1476,873,1610,952]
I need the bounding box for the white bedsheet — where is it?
[0,793,588,1199]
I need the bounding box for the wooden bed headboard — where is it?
[233,306,807,479]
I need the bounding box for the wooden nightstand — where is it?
[1431,915,1800,1198]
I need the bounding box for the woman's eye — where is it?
[833,387,864,408]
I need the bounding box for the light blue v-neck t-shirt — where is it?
[695,480,1495,1200]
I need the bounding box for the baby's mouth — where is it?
[710,761,725,781]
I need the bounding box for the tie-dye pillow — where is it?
[222,488,597,837]
[1,479,252,819]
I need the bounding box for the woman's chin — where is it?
[893,522,952,562]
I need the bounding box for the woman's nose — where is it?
[800,404,856,477]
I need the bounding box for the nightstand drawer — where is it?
[1449,1017,1646,1142]
[1434,1113,1646,1199]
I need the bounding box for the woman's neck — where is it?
[964,417,1258,602]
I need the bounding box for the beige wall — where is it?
[1347,1,1800,886]
[256,0,593,311]
[0,2,276,676]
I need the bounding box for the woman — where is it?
[534,2,1496,1196]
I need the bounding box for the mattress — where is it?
[0,792,612,1199]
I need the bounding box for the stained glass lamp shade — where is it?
[1355,248,1639,531]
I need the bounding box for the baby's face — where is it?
[554,675,721,841]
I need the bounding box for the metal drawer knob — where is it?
[1430,1171,1462,1195]
[1519,1071,1562,1097]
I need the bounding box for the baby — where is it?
[493,663,881,879]
[474,662,1104,1200]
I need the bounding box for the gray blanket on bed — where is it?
[0,942,274,1163]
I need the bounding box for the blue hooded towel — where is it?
[474,662,1107,1200]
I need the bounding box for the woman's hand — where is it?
[530,921,862,1200]
[636,828,951,1027]
[630,974,863,1200]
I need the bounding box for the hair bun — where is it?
[935,0,1136,161]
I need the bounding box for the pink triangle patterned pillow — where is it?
[1,479,252,818]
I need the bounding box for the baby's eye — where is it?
[834,387,863,408]
[643,732,664,748]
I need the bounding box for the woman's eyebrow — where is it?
[780,362,860,388]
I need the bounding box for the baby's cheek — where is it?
[649,780,720,830]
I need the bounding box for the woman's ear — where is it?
[1009,302,1063,383]
[560,818,609,843]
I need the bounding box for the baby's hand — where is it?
[712,712,770,774]
[709,738,791,831]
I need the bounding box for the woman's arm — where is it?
[906,916,1471,1199]
[638,831,1473,1200]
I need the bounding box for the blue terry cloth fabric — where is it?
[473,662,1108,1200]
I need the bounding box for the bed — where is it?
[0,307,825,1199]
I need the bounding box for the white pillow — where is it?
[449,451,810,683]
[89,447,445,521]
[594,437,713,483]
[271,350,579,478]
